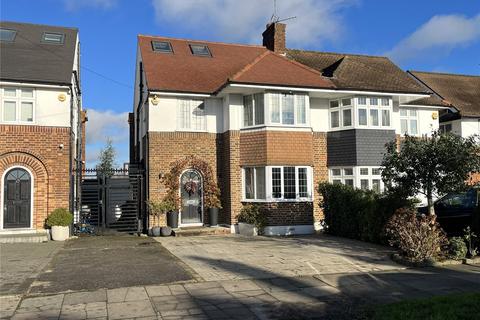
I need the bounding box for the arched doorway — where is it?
[3,167,32,229]
[180,169,203,225]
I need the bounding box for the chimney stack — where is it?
[262,22,286,55]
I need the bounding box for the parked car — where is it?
[418,187,479,235]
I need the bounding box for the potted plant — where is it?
[147,199,175,236]
[237,204,267,236]
[205,193,222,227]
[46,208,73,241]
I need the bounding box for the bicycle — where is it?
[74,209,96,235]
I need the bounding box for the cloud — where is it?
[85,108,129,167]
[63,0,117,11]
[387,13,480,64]
[151,0,356,47]
[85,108,129,144]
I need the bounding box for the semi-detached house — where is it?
[0,21,85,235]
[131,22,447,235]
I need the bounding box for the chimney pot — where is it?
[262,22,286,55]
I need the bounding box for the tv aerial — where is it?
[270,0,296,23]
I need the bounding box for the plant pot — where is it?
[167,211,178,228]
[51,226,70,241]
[161,226,172,236]
[208,207,219,226]
[151,226,161,237]
[237,222,258,236]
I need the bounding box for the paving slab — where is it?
[107,300,156,319]
[155,234,404,281]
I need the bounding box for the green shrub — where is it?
[318,182,413,244]
[448,237,467,260]
[46,208,73,227]
[386,208,448,263]
[238,204,268,233]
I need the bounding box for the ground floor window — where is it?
[242,166,312,202]
[329,166,383,192]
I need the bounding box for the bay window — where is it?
[330,96,392,130]
[244,167,266,200]
[243,92,308,128]
[243,166,312,201]
[1,87,35,123]
[330,166,384,192]
[243,94,265,127]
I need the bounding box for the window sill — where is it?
[241,199,313,203]
[175,129,208,133]
[0,121,36,125]
[240,125,311,131]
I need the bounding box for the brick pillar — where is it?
[221,130,241,225]
[313,132,328,226]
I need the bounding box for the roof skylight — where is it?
[151,41,173,53]
[42,32,64,44]
[0,28,16,42]
[189,44,211,57]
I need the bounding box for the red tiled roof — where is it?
[138,35,334,94]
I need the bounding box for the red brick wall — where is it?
[147,131,221,226]
[147,129,328,229]
[240,130,314,166]
[0,125,71,229]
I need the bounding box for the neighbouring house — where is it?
[0,21,85,234]
[408,71,480,184]
[130,22,445,235]
[408,71,480,137]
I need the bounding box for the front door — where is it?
[3,168,31,228]
[180,170,202,224]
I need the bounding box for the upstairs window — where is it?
[1,87,35,123]
[330,96,392,130]
[269,93,308,126]
[189,44,211,57]
[243,94,264,127]
[42,32,64,44]
[0,28,16,42]
[152,41,173,53]
[400,108,418,136]
[177,99,206,131]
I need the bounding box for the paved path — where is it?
[3,265,480,319]
[155,235,403,281]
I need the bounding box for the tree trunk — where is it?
[427,188,436,218]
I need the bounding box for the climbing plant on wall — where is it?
[161,155,222,210]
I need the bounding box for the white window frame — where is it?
[328,96,393,131]
[242,166,313,202]
[399,107,419,136]
[242,93,265,128]
[0,87,36,124]
[264,92,309,127]
[176,98,207,132]
[242,167,266,200]
[329,166,384,192]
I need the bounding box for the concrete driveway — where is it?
[155,234,404,281]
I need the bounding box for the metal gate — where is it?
[79,168,144,233]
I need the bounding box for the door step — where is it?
[0,232,49,244]
[172,226,231,237]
